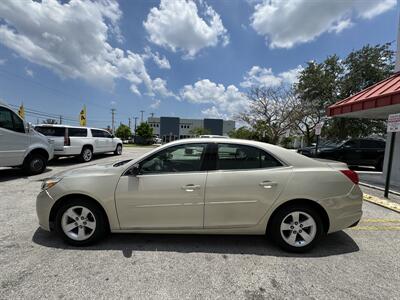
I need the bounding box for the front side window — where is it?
[91,129,104,137]
[140,143,207,174]
[103,131,112,138]
[217,144,282,170]
[0,107,25,133]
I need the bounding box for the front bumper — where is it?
[36,190,56,231]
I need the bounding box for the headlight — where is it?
[41,178,62,191]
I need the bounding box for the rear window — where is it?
[68,128,87,137]
[35,126,65,136]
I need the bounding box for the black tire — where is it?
[114,144,122,155]
[375,157,383,171]
[80,146,93,162]
[268,204,324,253]
[55,199,107,246]
[23,154,47,175]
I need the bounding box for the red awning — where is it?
[327,72,400,119]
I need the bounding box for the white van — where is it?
[34,125,123,162]
[0,101,54,175]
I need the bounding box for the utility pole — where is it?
[59,115,63,125]
[150,112,154,118]
[128,118,131,129]
[140,110,145,123]
[111,108,116,134]
[134,117,138,133]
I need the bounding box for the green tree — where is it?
[189,127,211,137]
[228,126,255,140]
[135,122,153,144]
[295,43,394,143]
[115,123,132,140]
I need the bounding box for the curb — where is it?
[363,194,400,213]
[359,182,400,196]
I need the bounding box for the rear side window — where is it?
[68,128,87,137]
[217,144,282,170]
[35,126,65,136]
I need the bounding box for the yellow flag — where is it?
[18,104,25,119]
[79,105,86,126]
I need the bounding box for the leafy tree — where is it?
[135,122,153,144]
[189,127,211,137]
[238,86,300,144]
[295,43,394,143]
[115,123,132,140]
[228,126,255,140]
[294,55,343,145]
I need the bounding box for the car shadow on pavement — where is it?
[32,228,359,258]
[0,168,52,182]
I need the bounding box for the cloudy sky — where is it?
[0,0,397,127]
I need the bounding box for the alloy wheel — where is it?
[61,206,96,241]
[280,211,316,247]
[83,148,92,161]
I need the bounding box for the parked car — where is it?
[311,138,385,171]
[0,101,54,174]
[37,138,362,252]
[34,125,123,162]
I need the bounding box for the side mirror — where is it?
[127,164,140,176]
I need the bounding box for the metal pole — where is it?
[128,118,131,129]
[111,108,116,134]
[140,110,145,123]
[315,135,319,157]
[384,132,396,198]
[134,117,138,132]
[59,115,62,125]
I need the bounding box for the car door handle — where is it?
[259,181,277,189]
[181,184,200,192]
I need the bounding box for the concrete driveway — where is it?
[0,147,399,299]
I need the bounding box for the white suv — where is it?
[35,125,122,162]
[0,101,54,174]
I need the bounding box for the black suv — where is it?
[299,138,386,171]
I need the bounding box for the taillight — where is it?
[340,170,359,185]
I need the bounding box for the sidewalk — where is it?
[355,169,400,194]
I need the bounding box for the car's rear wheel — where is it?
[114,144,122,155]
[23,154,47,175]
[269,205,323,253]
[80,146,93,162]
[55,199,107,246]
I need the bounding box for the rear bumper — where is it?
[321,185,363,234]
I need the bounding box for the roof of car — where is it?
[35,124,108,131]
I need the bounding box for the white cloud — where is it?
[0,58,6,65]
[25,67,33,77]
[143,0,229,58]
[150,99,161,109]
[250,0,396,49]
[240,65,303,88]
[180,79,248,118]
[149,78,177,98]
[143,47,171,69]
[0,0,172,97]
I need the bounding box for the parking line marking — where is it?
[361,218,400,223]
[363,194,400,213]
[349,225,400,231]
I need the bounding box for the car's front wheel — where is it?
[114,144,122,155]
[55,200,107,246]
[269,204,323,252]
[23,153,47,175]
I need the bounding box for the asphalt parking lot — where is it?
[1,147,399,299]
